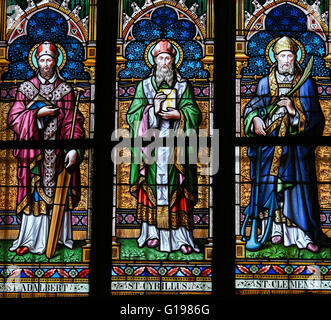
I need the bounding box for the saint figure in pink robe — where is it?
[7,41,85,255]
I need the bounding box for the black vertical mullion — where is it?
[216,0,236,301]
[88,0,118,299]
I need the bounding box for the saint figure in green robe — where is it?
[127,39,202,254]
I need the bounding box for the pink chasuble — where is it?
[8,76,85,216]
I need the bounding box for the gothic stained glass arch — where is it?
[111,0,214,295]
[235,0,331,295]
[119,5,208,79]
[0,0,96,298]
[5,8,90,80]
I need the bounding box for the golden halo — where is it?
[144,39,183,68]
[265,37,305,65]
[28,42,67,71]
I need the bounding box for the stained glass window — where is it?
[111,0,215,295]
[235,0,331,295]
[0,0,96,297]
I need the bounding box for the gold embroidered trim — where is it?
[136,203,193,230]
[278,83,292,88]
[141,183,156,207]
[17,174,41,214]
[174,110,186,176]
[170,210,193,230]
[30,153,43,171]
[183,187,196,203]
[156,206,169,229]
[17,168,79,215]
[259,209,297,227]
[33,200,47,215]
[67,195,79,210]
[268,68,306,176]
[130,175,157,207]
[18,196,30,215]
[169,187,197,208]
[137,203,156,225]
[268,68,278,105]
[169,188,181,208]
[270,114,289,176]
[37,180,53,205]
[23,200,48,216]
[265,117,283,136]
[176,109,186,136]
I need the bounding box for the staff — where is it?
[46,86,85,259]
[241,56,314,251]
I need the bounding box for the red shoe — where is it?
[271,236,282,244]
[180,245,192,255]
[147,239,159,248]
[307,243,319,253]
[16,246,29,256]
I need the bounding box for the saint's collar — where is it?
[38,72,57,84]
[275,70,294,83]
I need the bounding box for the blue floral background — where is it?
[243,4,329,78]
[119,6,208,79]
[4,8,89,80]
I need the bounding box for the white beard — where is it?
[155,65,175,87]
[277,62,295,75]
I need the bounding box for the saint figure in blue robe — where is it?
[243,36,329,252]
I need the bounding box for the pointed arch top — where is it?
[6,2,88,44]
[245,0,327,41]
[121,0,207,41]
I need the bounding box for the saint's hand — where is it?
[65,150,78,169]
[37,106,59,118]
[159,108,181,120]
[277,97,296,116]
[154,92,167,115]
[253,116,266,136]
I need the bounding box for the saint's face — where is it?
[155,53,174,70]
[275,50,296,75]
[37,55,56,78]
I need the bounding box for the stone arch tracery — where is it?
[0,0,96,83]
[6,2,89,45]
[236,0,331,79]
[117,0,213,81]
[245,0,328,41]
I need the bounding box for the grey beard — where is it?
[277,62,295,75]
[155,65,175,87]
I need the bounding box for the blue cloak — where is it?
[243,73,328,246]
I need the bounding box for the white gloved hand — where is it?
[65,150,78,169]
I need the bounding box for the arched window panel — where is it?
[0,0,96,298]
[235,0,331,295]
[2,1,96,140]
[112,0,214,295]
